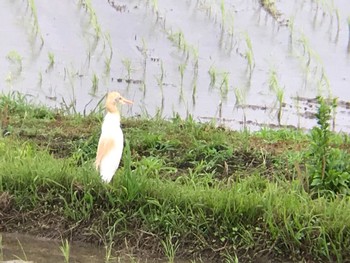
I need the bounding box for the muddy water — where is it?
[0,0,349,132]
[0,232,172,263]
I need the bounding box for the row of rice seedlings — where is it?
[197,0,237,53]
[268,68,285,126]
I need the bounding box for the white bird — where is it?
[95,91,133,183]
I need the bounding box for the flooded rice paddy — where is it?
[0,0,349,132]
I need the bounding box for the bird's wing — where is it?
[95,137,115,170]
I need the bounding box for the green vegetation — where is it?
[91,73,99,95]
[60,239,70,263]
[308,97,350,196]
[1,94,350,262]
[48,52,55,68]
[6,50,23,74]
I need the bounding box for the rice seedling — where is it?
[168,31,188,53]
[48,52,55,68]
[122,58,132,81]
[178,63,186,87]
[275,87,284,126]
[192,82,197,106]
[244,33,255,73]
[192,46,199,74]
[268,67,285,125]
[105,32,113,55]
[208,65,217,87]
[227,12,235,36]
[233,87,245,107]
[220,0,226,28]
[91,73,99,94]
[151,0,159,13]
[28,0,39,34]
[27,0,44,46]
[60,239,70,263]
[80,0,102,39]
[37,71,43,87]
[335,8,340,36]
[268,68,278,92]
[6,50,23,73]
[220,72,229,99]
[104,53,112,76]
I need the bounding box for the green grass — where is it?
[1,94,350,262]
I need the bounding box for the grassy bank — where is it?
[1,93,350,262]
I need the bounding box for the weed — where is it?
[161,231,179,263]
[308,96,350,196]
[60,239,70,263]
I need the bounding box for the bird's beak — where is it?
[119,96,133,105]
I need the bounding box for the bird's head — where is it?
[106,91,133,113]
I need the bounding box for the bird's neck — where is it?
[105,111,121,122]
[106,103,119,114]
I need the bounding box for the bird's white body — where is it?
[95,91,133,183]
[97,113,124,182]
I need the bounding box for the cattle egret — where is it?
[95,91,133,182]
